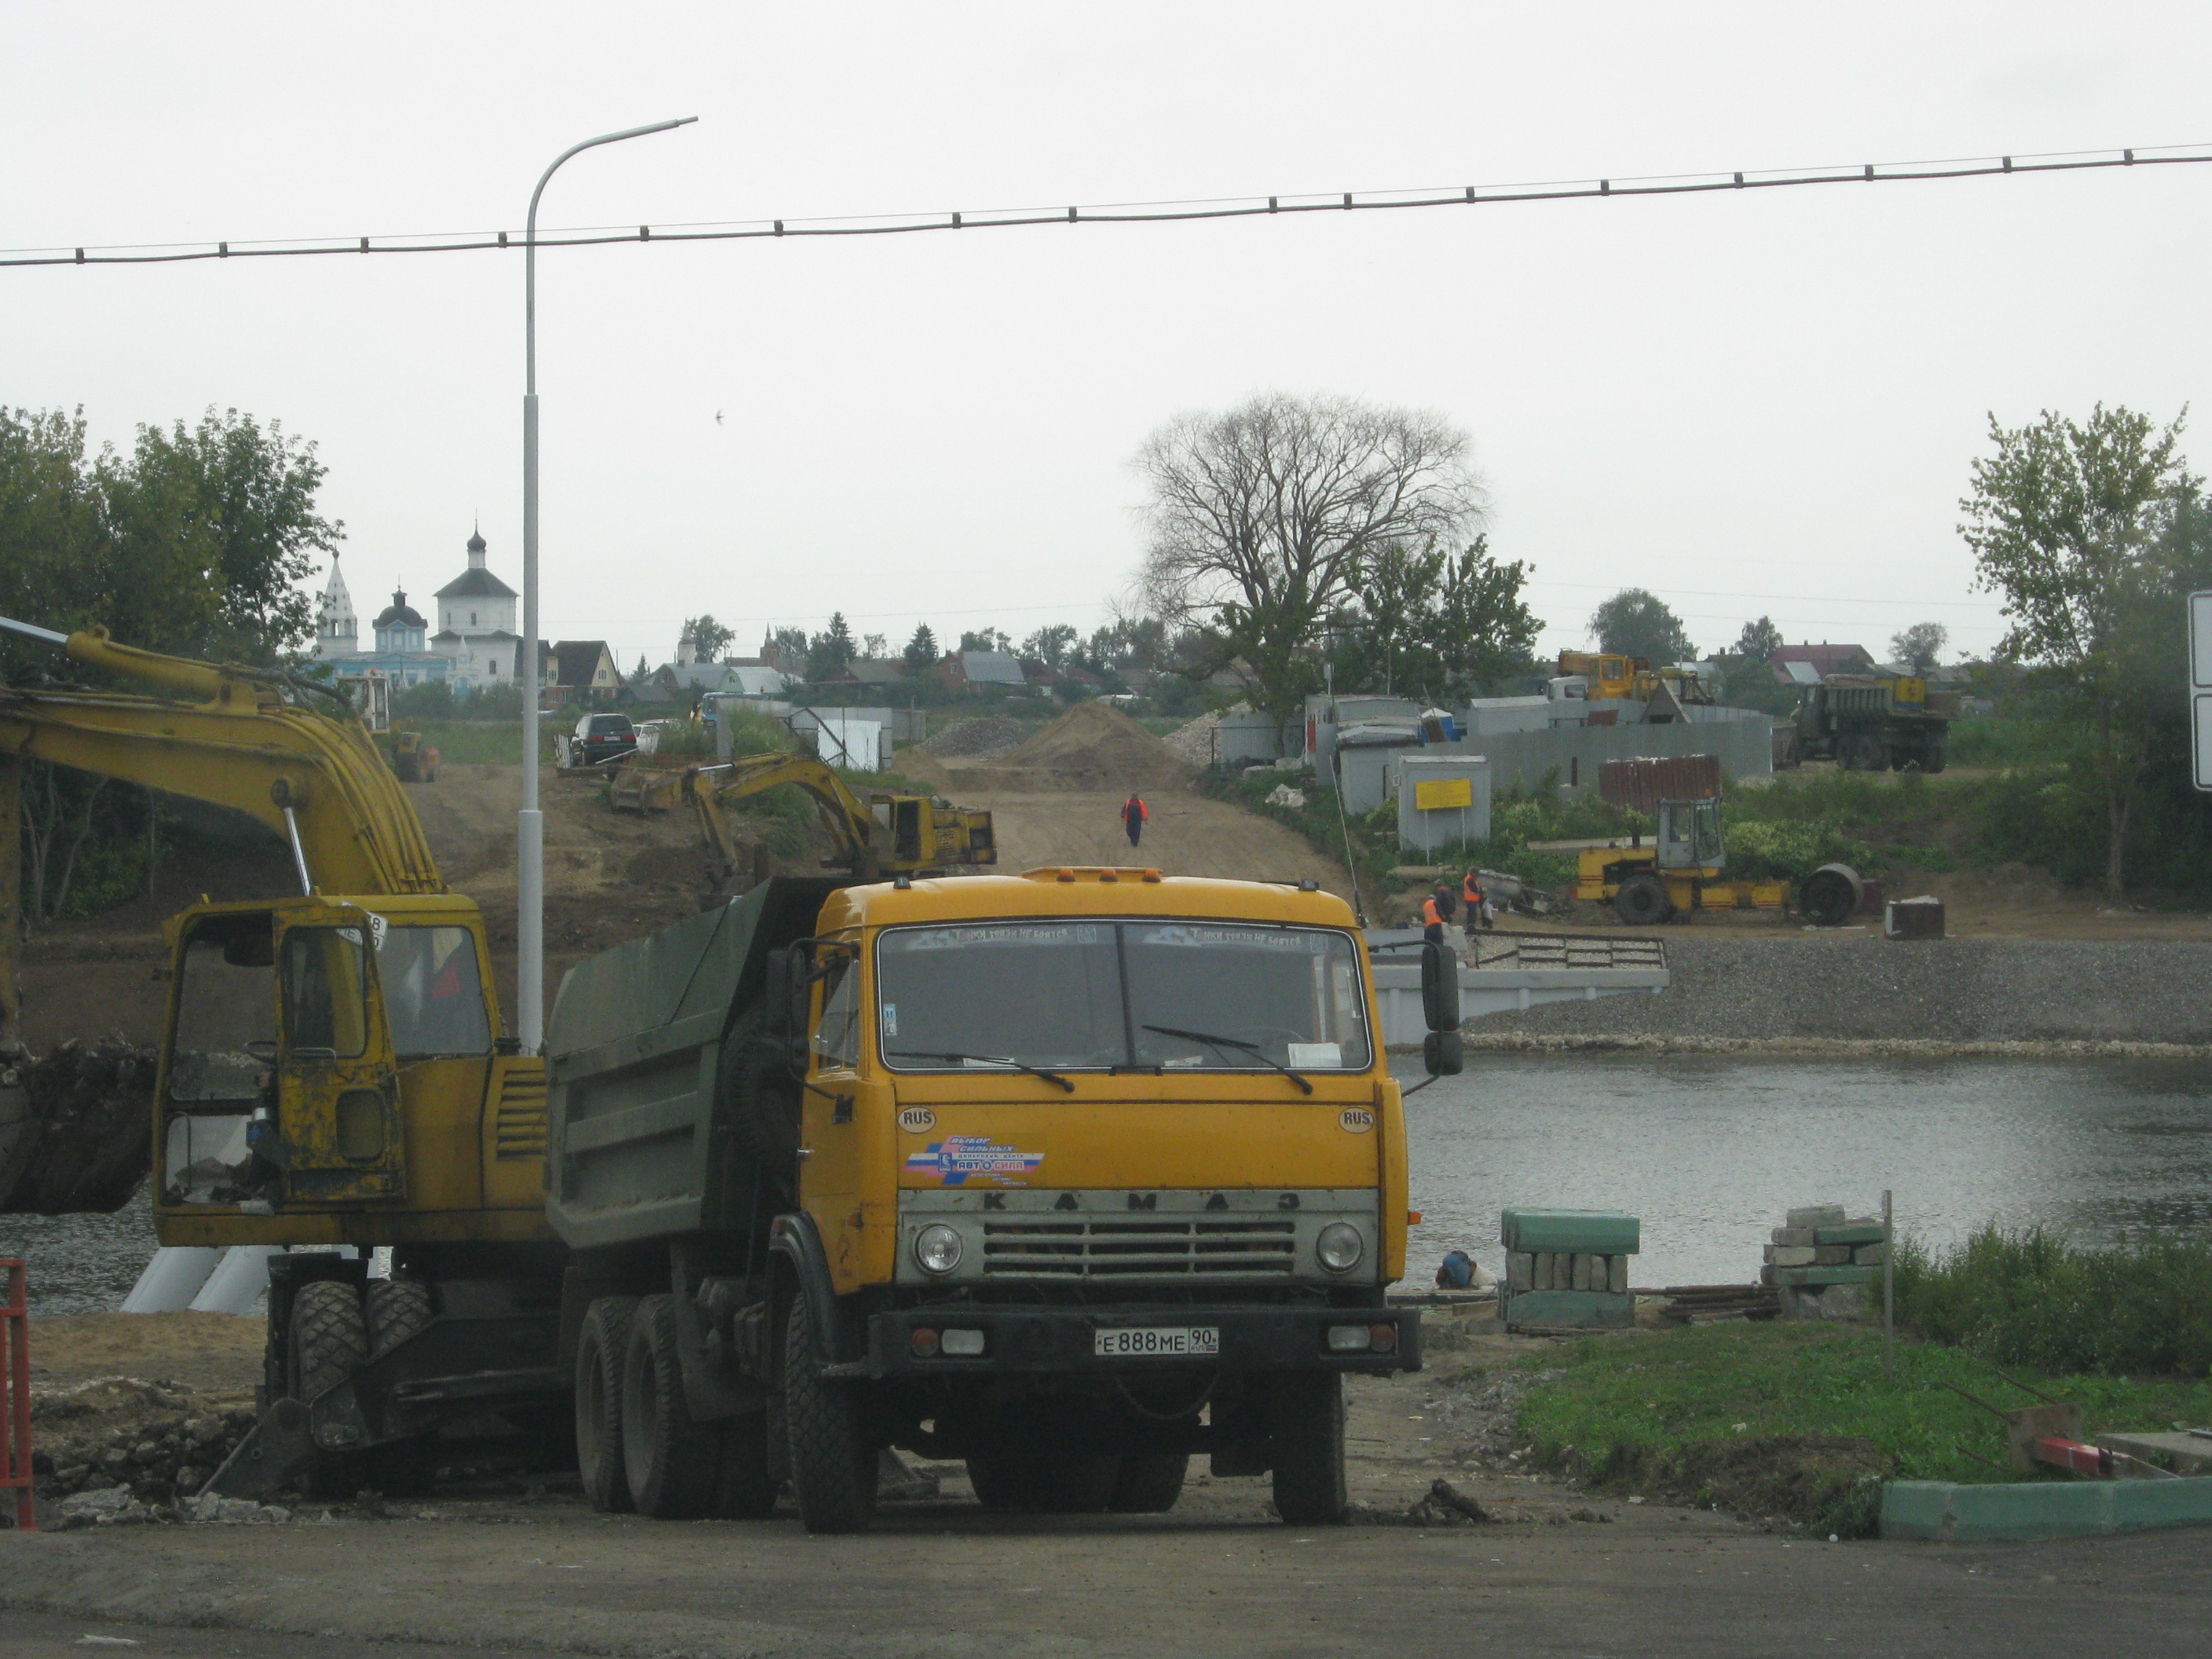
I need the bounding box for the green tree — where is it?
[683,614,735,661]
[1733,616,1784,663]
[957,627,1011,653]
[1960,403,2196,894]
[903,623,939,675]
[807,611,856,681]
[1588,588,1694,665]
[1137,391,1481,739]
[1020,623,1078,667]
[1716,616,1795,714]
[1891,621,1949,672]
[1328,537,1539,701]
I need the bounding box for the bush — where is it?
[1723,815,1873,882]
[1895,1225,2212,1378]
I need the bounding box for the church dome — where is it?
[374,590,428,632]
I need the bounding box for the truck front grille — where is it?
[981,1215,1295,1278]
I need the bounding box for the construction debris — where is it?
[0,1037,159,1214]
[1761,1204,1885,1319]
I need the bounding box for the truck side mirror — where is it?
[1423,1030,1463,1076]
[1419,938,1459,1032]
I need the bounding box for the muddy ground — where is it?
[7,1308,2207,1658]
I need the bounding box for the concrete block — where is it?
[1502,1289,1633,1331]
[1815,1221,1886,1246]
[1759,1264,1778,1286]
[1853,1243,1888,1265]
[1811,1281,1867,1319]
[1770,1226,1818,1247]
[1878,1481,1956,1540]
[1533,1252,1555,1291]
[1786,1205,1846,1230]
[2097,1432,2212,1477]
[1767,1246,1817,1267]
[1948,1481,2115,1541]
[1813,1245,1855,1265]
[1768,1264,1878,1287]
[1607,1254,1628,1294]
[2112,1474,2212,1532]
[1507,1251,1533,1292]
[1572,1254,1593,1291]
[1500,1208,1641,1254]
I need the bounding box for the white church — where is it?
[313,527,521,694]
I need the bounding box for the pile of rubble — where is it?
[0,1035,159,1214]
[919,716,1031,759]
[51,1485,294,1529]
[1762,1203,1886,1319]
[30,1375,258,1506]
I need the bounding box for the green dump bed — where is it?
[543,877,841,1251]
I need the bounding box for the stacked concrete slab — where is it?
[1501,1209,1639,1330]
[1763,1203,1885,1319]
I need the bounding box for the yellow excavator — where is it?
[0,613,554,1487]
[614,749,995,885]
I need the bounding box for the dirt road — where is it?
[8,1316,2202,1659]
[947,787,1353,897]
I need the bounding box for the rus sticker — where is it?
[902,1136,1043,1187]
[1339,1108,1375,1134]
[897,1106,936,1133]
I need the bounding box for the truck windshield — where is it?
[875,920,1370,1075]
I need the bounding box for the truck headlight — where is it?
[1316,1221,1364,1273]
[914,1223,964,1276]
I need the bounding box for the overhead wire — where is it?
[4,142,2207,270]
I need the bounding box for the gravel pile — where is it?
[1466,937,2212,1046]
[1161,711,1221,764]
[920,716,1031,758]
[30,1375,258,1507]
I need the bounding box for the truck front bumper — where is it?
[848,1302,1421,1380]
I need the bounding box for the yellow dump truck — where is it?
[544,866,1426,1532]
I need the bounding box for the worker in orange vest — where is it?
[1463,867,1492,931]
[1420,892,1446,945]
[1121,792,1149,848]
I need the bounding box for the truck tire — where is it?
[1922,741,1946,775]
[785,1295,876,1533]
[714,1412,782,1519]
[1868,742,1892,773]
[723,1005,804,1196]
[621,1295,723,1519]
[1269,1371,1347,1525]
[1111,1452,1190,1513]
[1837,736,1862,771]
[1613,872,1673,926]
[291,1279,368,1402]
[365,1279,434,1356]
[575,1295,638,1513]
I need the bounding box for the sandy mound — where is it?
[921,716,1031,759]
[1000,702,1196,790]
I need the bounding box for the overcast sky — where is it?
[8,3,2210,673]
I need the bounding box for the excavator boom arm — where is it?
[686,753,877,873]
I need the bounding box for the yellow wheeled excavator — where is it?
[613,749,995,884]
[0,613,557,1493]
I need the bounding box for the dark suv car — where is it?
[571,711,638,766]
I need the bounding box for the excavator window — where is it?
[165,914,280,1204]
[280,927,372,1058]
[375,925,493,1058]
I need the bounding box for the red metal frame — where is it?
[1,1258,31,1529]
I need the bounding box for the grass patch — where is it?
[1512,1320,2212,1536]
[372,720,551,765]
[1895,1225,2212,1378]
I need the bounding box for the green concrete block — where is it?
[1947,1481,2113,1541]
[1500,1208,1640,1254]
[1502,1288,1633,1329]
[1815,1222,1886,1246]
[1768,1265,1878,1287]
[2111,1475,2212,1533]
[1879,1481,1957,1541]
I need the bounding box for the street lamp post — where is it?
[519,115,695,1053]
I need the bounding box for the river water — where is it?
[6,1056,2211,1313]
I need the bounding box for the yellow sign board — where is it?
[1414,778,1474,811]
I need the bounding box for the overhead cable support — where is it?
[3,142,2207,272]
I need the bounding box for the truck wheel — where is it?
[1838,737,1862,771]
[1269,1372,1348,1525]
[291,1280,368,1401]
[723,1006,804,1195]
[621,1295,723,1519]
[1111,1452,1189,1513]
[714,1412,782,1519]
[365,1279,433,1356]
[575,1295,638,1513]
[1922,742,1946,775]
[784,1295,876,1534]
[1869,742,1892,774]
[1613,872,1673,926]
[965,1453,1029,1511]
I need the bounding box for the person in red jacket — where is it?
[1121,792,1148,848]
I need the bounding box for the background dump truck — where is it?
[544,868,1422,1533]
[1793,676,1954,772]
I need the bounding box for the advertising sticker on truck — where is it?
[902,1137,1043,1186]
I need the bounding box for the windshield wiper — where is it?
[1141,1025,1313,1094]
[884,1049,1075,1093]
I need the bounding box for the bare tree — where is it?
[1135,393,1481,733]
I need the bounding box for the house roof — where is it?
[726,666,792,695]
[1018,657,1063,685]
[840,658,906,684]
[1769,644,1874,679]
[552,640,615,687]
[659,663,734,690]
[435,565,518,600]
[958,650,1027,686]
